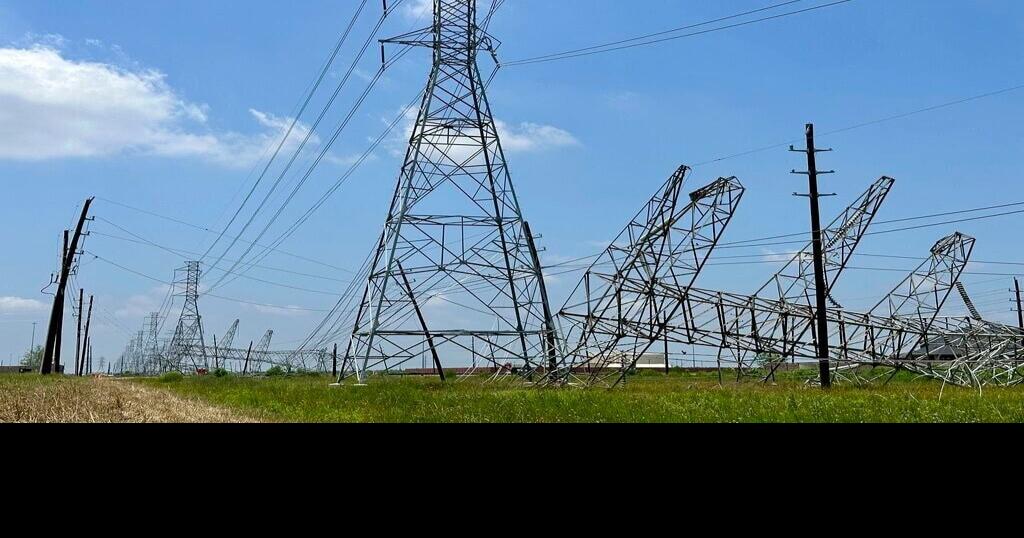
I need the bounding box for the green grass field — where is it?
[135,370,1024,423]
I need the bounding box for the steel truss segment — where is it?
[555,167,746,386]
[219,319,239,351]
[561,216,1024,389]
[849,232,1024,386]
[344,0,554,383]
[757,176,894,305]
[211,346,333,374]
[208,319,241,370]
[730,176,895,373]
[687,232,1021,388]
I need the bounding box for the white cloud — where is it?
[246,304,311,318]
[0,44,315,168]
[496,121,580,153]
[543,274,562,285]
[114,293,162,320]
[0,296,47,314]
[761,249,800,264]
[325,152,377,167]
[965,261,988,272]
[402,0,433,21]
[386,105,579,159]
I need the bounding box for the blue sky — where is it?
[1,0,1022,366]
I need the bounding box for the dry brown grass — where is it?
[0,375,260,423]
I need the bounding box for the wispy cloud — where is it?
[245,303,311,318]
[113,286,171,319]
[497,121,580,153]
[383,104,580,159]
[401,0,432,21]
[761,248,800,263]
[0,296,47,314]
[0,41,316,168]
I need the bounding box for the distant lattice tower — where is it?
[343,0,557,383]
[133,330,144,374]
[166,261,208,373]
[144,312,161,374]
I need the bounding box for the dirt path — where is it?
[0,376,260,423]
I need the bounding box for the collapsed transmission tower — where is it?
[343,0,556,383]
[557,166,746,386]
[252,330,274,373]
[731,176,895,376]
[212,319,240,369]
[553,164,1024,389]
[165,261,207,373]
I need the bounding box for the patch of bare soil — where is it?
[0,377,260,423]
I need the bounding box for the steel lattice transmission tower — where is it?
[144,312,161,374]
[343,0,557,383]
[166,261,208,373]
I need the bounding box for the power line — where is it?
[693,83,1024,167]
[716,200,1024,248]
[544,201,1024,269]
[95,197,356,273]
[204,42,410,293]
[203,3,406,278]
[90,221,350,283]
[507,0,802,65]
[504,0,854,66]
[86,252,331,313]
[714,207,1024,250]
[201,0,372,260]
[210,82,424,293]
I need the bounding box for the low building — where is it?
[0,365,34,374]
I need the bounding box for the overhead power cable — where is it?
[504,0,854,66]
[544,201,1024,269]
[87,252,331,313]
[715,200,1024,249]
[91,219,350,283]
[96,197,356,273]
[204,46,413,294]
[210,82,424,293]
[713,207,1024,251]
[693,83,1024,167]
[203,7,395,278]
[202,0,373,260]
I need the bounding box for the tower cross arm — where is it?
[380,27,434,47]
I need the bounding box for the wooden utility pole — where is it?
[332,343,338,378]
[75,288,84,376]
[79,296,94,376]
[41,199,93,374]
[663,330,670,375]
[1015,278,1023,331]
[243,341,253,375]
[1014,279,1024,348]
[53,231,69,374]
[791,124,834,389]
